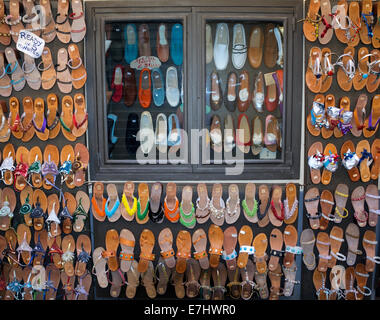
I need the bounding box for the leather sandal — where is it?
[56,0,71,43]
[56,48,72,93]
[225,184,240,225]
[321,143,339,185]
[60,268,75,300]
[351,186,368,227]
[149,182,164,224]
[268,263,283,300]
[242,183,258,223]
[336,46,356,91]
[104,183,121,223]
[308,143,324,184]
[284,183,298,224]
[60,95,76,141]
[119,228,135,273]
[333,96,352,138]
[334,183,349,223]
[156,257,171,295]
[222,226,238,271]
[109,268,125,298]
[179,185,196,229]
[237,225,253,269]
[356,139,372,182]
[61,193,76,233]
[208,224,223,268]
[328,226,346,269]
[254,263,269,299]
[138,229,155,273]
[164,182,179,223]
[253,233,268,274]
[0,0,11,46]
[71,93,87,138]
[319,0,333,44]
[73,143,88,187]
[33,229,47,267]
[351,94,367,137]
[268,228,283,272]
[14,146,29,191]
[62,234,75,276]
[283,225,300,268]
[341,140,360,182]
[304,187,321,229]
[92,247,108,289]
[46,94,60,140]
[31,188,46,232]
[301,229,316,271]
[8,97,23,140]
[1,143,15,185]
[363,230,380,272]
[46,193,61,237]
[303,0,321,42]
[141,261,157,299]
[363,94,380,138]
[319,189,334,230]
[74,234,91,277]
[283,261,299,297]
[306,47,323,93]
[268,185,283,227]
[359,0,373,44]
[33,98,49,141]
[321,94,335,139]
[347,1,361,47]
[345,222,362,266]
[73,191,90,232]
[313,269,328,300]
[16,223,32,265]
[320,48,334,93]
[0,53,11,97]
[209,183,225,226]
[366,50,379,93]
[227,266,241,299]
[7,0,23,42]
[176,230,191,274]
[121,181,137,222]
[0,101,10,143]
[329,265,345,300]
[373,2,380,48]
[68,43,87,89]
[59,144,75,189]
[103,229,119,272]
[70,0,86,43]
[211,262,227,300]
[258,184,270,228]
[125,260,139,298]
[39,47,56,90]
[192,228,209,270]
[355,263,371,300]
[172,270,185,299]
[20,186,33,226]
[334,0,349,44]
[42,144,59,190]
[21,97,35,142]
[40,0,56,43]
[366,184,380,227]
[185,258,200,298]
[23,53,41,91]
[158,227,176,269]
[316,232,330,272]
[239,259,255,300]
[91,182,106,222]
[371,139,380,180]
[353,47,370,90]
[195,183,210,224]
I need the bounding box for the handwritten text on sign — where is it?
[130,56,161,70]
[16,30,45,59]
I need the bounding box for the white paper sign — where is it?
[16,30,45,59]
[130,56,161,70]
[259,148,277,160]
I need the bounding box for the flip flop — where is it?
[209,183,225,226]
[71,93,87,138]
[59,144,75,189]
[73,143,89,187]
[45,263,60,300]
[7,0,24,42]
[20,97,35,142]
[363,230,380,273]
[55,0,71,43]
[149,182,164,224]
[304,187,321,229]
[56,48,72,93]
[303,0,321,42]
[0,187,16,231]
[268,185,284,227]
[373,2,380,48]
[353,47,369,90]
[68,43,87,89]
[0,101,10,142]
[351,186,368,227]
[319,189,335,230]
[363,94,380,138]
[179,185,196,229]
[2,143,15,185]
[321,94,335,139]
[306,47,323,93]
[366,184,380,227]
[341,140,360,182]
[91,182,106,222]
[350,94,367,137]
[359,0,373,44]
[105,183,121,222]
[39,47,57,90]
[355,263,371,300]
[284,183,298,224]
[366,50,380,93]
[222,226,238,271]
[23,53,41,91]
[92,247,108,289]
[121,181,137,222]
[333,96,351,138]
[334,0,349,44]
[258,184,270,228]
[225,184,240,225]
[345,223,362,266]
[61,192,76,234]
[60,269,75,300]
[46,94,60,139]
[239,259,254,300]
[336,46,355,92]
[328,226,346,269]
[320,48,333,93]
[0,1,11,46]
[308,142,323,184]
[283,225,299,268]
[253,233,268,274]
[211,262,227,300]
[347,1,361,47]
[20,186,33,226]
[16,223,32,265]
[242,183,258,223]
[73,190,90,232]
[319,0,333,44]
[371,139,380,180]
[356,139,372,182]
[46,193,61,237]
[70,0,86,43]
[163,183,180,223]
[33,229,47,266]
[125,260,139,298]
[313,269,328,300]
[48,235,63,270]
[334,183,349,223]
[8,97,23,139]
[60,95,76,141]
[268,228,283,272]
[42,144,59,189]
[300,228,316,271]
[192,228,209,270]
[138,229,155,273]
[33,98,49,141]
[195,183,210,224]
[75,272,92,300]
[176,230,191,274]
[158,227,175,269]
[208,224,224,268]
[74,234,91,277]
[14,146,29,191]
[62,234,75,276]
[321,143,339,185]
[40,0,56,43]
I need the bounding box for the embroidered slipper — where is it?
[257,184,270,228]
[46,193,61,237]
[91,247,108,288]
[351,94,367,137]
[319,48,333,93]
[363,94,380,138]
[313,269,328,300]
[222,226,238,271]
[366,184,380,227]
[33,229,47,266]
[44,263,60,300]
[356,139,372,182]
[185,258,200,298]
[14,146,29,191]
[176,230,191,274]
[7,0,24,43]
[73,143,88,187]
[23,53,41,91]
[242,183,258,223]
[351,186,368,227]
[39,47,56,90]
[363,230,380,272]
[8,97,23,139]
[336,46,356,91]
[283,225,300,268]
[304,187,320,229]
[0,1,10,46]
[303,0,321,42]
[74,234,91,277]
[321,93,335,139]
[104,183,121,222]
[353,47,369,90]
[68,43,87,89]
[239,259,254,300]
[56,48,72,93]
[253,233,268,274]
[319,190,334,230]
[118,228,135,273]
[46,94,60,139]
[0,101,10,143]
[19,186,33,226]
[73,191,89,232]
[138,228,155,273]
[195,183,210,224]
[345,222,361,266]
[211,262,227,300]
[40,0,56,42]
[0,53,11,97]
[136,183,150,225]
[355,263,371,300]
[321,143,338,185]
[334,0,349,43]
[370,139,380,180]
[225,184,240,225]
[125,260,139,298]
[284,183,298,224]
[0,187,15,231]
[306,47,323,93]
[16,223,32,265]
[33,98,49,141]
[333,96,351,138]
[42,144,59,190]
[300,229,316,271]
[268,185,284,227]
[366,50,380,93]
[60,268,75,300]
[341,140,360,182]
[208,224,224,268]
[192,228,209,270]
[328,226,346,269]
[70,0,86,43]
[20,97,35,142]
[158,227,175,269]
[1,143,15,185]
[61,192,76,234]
[91,182,106,222]
[334,183,349,223]
[62,234,75,276]
[120,181,137,222]
[268,228,283,272]
[55,0,71,43]
[149,182,164,224]
[59,144,74,189]
[71,93,87,138]
[329,265,345,300]
[209,183,225,226]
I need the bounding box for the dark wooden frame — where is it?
[85,0,303,182]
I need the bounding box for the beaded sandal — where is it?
[119,228,135,272]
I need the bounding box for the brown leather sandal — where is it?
[208,224,223,268]
[253,233,268,274]
[176,230,191,274]
[158,227,176,268]
[21,97,35,142]
[236,225,253,269]
[104,229,119,272]
[138,229,155,273]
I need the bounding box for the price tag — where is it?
[259,148,277,160]
[16,30,45,59]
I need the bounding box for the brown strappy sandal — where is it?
[21,97,35,142]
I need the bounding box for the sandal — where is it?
[334,183,349,223]
[125,260,139,298]
[19,186,33,226]
[268,185,284,227]
[371,138,380,180]
[283,225,301,268]
[254,264,269,299]
[222,226,238,271]
[138,229,155,273]
[355,263,371,300]
[91,182,106,222]
[329,265,345,300]
[119,228,135,272]
[363,94,380,138]
[8,97,23,139]
[335,46,356,91]
[366,184,380,227]
[172,270,185,299]
[351,94,367,137]
[356,139,372,182]
[103,229,119,272]
[179,185,196,229]
[48,236,63,270]
[366,50,379,93]
[345,266,357,300]
[195,183,210,224]
[42,144,59,189]
[300,228,316,271]
[351,186,368,227]
[0,187,15,231]
[321,94,336,139]
[55,0,71,43]
[71,93,87,138]
[156,257,171,295]
[33,229,47,266]
[14,146,29,191]
[0,53,11,97]
[1,143,15,185]
[211,262,227,300]
[253,233,268,274]
[46,94,60,139]
[321,143,339,185]
[268,228,283,272]
[308,141,324,184]
[91,247,108,289]
[306,47,323,93]
[284,183,298,224]
[61,192,75,234]
[208,224,224,268]
[56,48,72,93]
[7,0,23,41]
[176,230,191,274]
[158,227,175,269]
[73,191,90,232]
[283,261,299,297]
[334,96,352,138]
[333,1,349,44]
[353,47,370,90]
[60,95,76,141]
[345,222,362,266]
[59,144,75,188]
[318,1,333,44]
[316,232,330,272]
[40,0,56,43]
[44,263,60,300]
[328,226,346,268]
[105,183,121,222]
[70,0,86,43]
[149,182,164,224]
[239,259,255,300]
[163,182,179,223]
[192,228,209,270]
[227,267,241,299]
[257,184,270,228]
[242,183,258,223]
[121,181,137,222]
[268,263,283,300]
[20,97,35,142]
[73,143,88,187]
[16,223,33,265]
[225,184,240,225]
[108,269,125,298]
[185,258,200,298]
[60,269,75,300]
[236,225,253,269]
[319,189,335,230]
[23,53,41,91]
[33,98,49,141]
[74,234,91,277]
[303,0,321,42]
[341,140,360,182]
[62,234,75,277]
[0,0,10,46]
[304,187,321,229]
[68,43,87,89]
[363,230,380,273]
[39,47,57,90]
[46,193,61,237]
[359,0,374,44]
[0,100,10,142]
[313,269,329,300]
[74,272,91,300]
[209,183,225,226]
